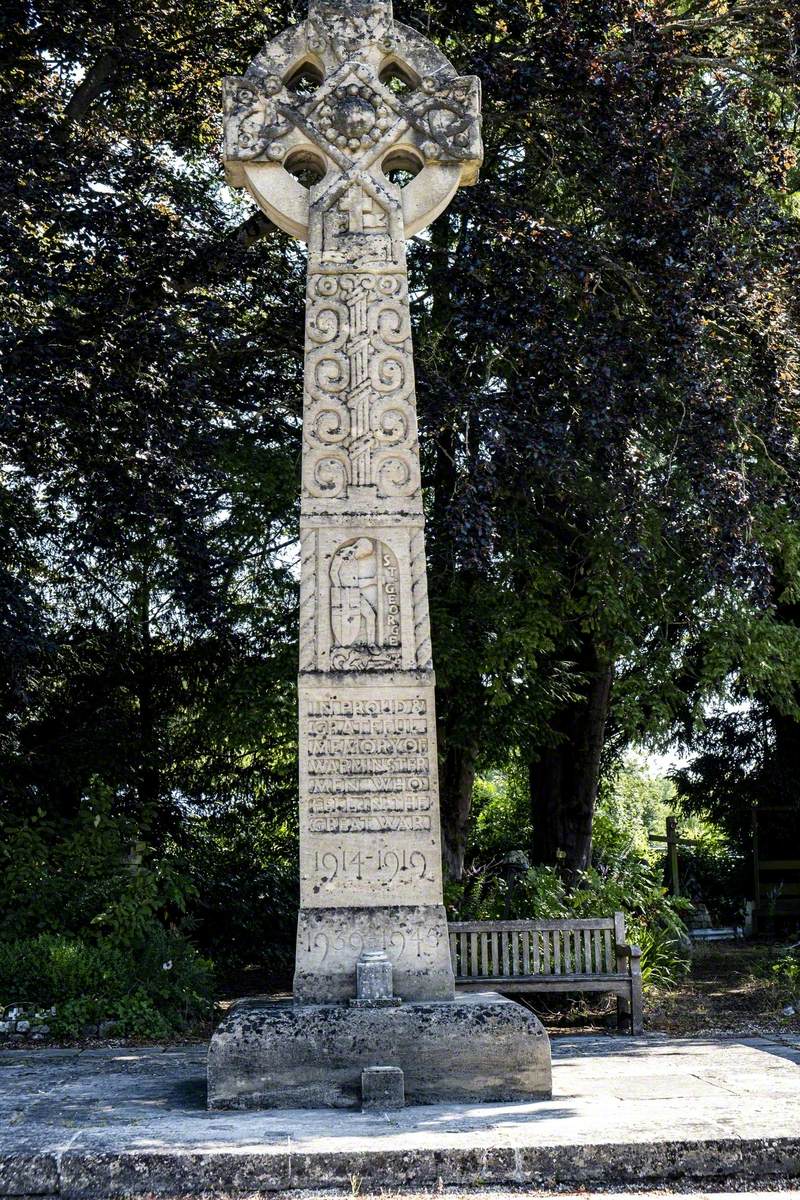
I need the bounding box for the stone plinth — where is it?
[207,992,552,1110]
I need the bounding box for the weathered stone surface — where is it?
[60,1149,291,1198]
[221,0,483,1012]
[349,948,401,1008]
[297,680,444,913]
[294,902,453,1002]
[361,1064,404,1109]
[355,950,393,999]
[207,992,551,1110]
[0,1151,59,1196]
[3,1039,800,1194]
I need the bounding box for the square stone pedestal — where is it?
[207,992,552,1109]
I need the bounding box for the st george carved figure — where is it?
[222,0,482,1003]
[330,538,380,646]
[330,537,402,670]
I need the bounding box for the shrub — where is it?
[595,758,674,859]
[180,814,299,983]
[0,929,213,1037]
[772,946,800,1004]
[450,789,691,995]
[0,782,214,1036]
[449,855,689,992]
[469,768,533,861]
[669,832,749,925]
[0,783,197,945]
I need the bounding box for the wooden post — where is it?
[629,947,644,1035]
[614,912,632,1032]
[666,815,680,897]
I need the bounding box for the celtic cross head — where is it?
[222,0,483,241]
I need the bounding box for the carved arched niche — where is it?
[329,536,402,670]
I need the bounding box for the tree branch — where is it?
[55,49,121,142]
[657,3,786,34]
[169,209,275,296]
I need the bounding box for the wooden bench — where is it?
[448,913,643,1034]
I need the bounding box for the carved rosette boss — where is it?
[223,0,482,1003]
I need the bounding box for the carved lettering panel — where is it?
[298,683,444,908]
[293,902,454,1002]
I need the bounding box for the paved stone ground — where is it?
[1,1035,800,1197]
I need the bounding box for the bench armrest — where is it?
[616,943,642,959]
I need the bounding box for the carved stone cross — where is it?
[223,0,482,1003]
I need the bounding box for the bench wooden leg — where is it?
[630,957,644,1035]
[616,993,632,1033]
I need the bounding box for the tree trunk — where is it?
[134,572,161,837]
[766,572,800,807]
[529,639,613,887]
[424,210,482,883]
[438,732,479,882]
[55,48,122,142]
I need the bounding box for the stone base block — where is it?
[207,991,552,1110]
[361,1065,404,1110]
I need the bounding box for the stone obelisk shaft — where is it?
[293,165,453,1002]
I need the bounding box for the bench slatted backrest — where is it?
[448,916,622,980]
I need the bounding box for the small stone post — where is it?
[351,948,401,1007]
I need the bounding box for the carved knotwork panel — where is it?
[302,270,418,503]
[308,0,396,64]
[224,62,480,183]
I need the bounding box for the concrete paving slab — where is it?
[1,1036,799,1195]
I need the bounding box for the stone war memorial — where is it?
[207,0,552,1109]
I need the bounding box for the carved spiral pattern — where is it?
[313,454,349,496]
[410,528,433,669]
[313,405,350,443]
[314,352,349,393]
[374,301,410,345]
[370,349,406,395]
[375,454,412,497]
[315,277,339,296]
[304,245,417,497]
[374,405,408,445]
[307,302,346,344]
